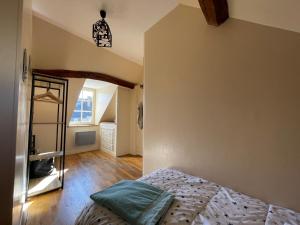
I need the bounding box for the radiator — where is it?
[74,131,96,146]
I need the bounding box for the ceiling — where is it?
[179,0,300,34]
[84,79,115,89]
[32,0,179,65]
[33,0,300,65]
[228,0,300,34]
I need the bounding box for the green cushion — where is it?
[90,180,174,225]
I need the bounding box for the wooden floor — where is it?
[26,150,143,225]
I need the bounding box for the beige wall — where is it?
[0,1,21,224]
[32,16,143,84]
[136,86,143,155]
[31,79,139,156]
[32,15,144,156]
[130,85,144,156]
[144,5,300,211]
[32,88,60,152]
[0,0,32,224]
[14,0,32,224]
[116,87,132,156]
[31,78,88,155]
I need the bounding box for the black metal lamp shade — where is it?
[93,10,112,47]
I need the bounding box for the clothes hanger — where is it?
[33,84,63,104]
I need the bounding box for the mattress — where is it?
[75,169,300,225]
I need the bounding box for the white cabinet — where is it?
[100,122,116,154]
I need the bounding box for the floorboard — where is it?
[25,150,143,225]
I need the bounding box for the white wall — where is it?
[66,126,99,155]
[95,85,117,124]
[97,85,143,156]
[66,78,85,124]
[66,84,117,155]
[101,92,117,123]
[144,5,300,211]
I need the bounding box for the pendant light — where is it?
[92,10,112,47]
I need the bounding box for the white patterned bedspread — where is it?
[75,169,300,225]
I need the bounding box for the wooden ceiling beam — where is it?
[198,0,229,26]
[32,69,136,89]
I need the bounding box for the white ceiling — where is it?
[33,0,300,65]
[179,0,300,34]
[84,79,115,89]
[229,0,300,34]
[32,0,179,65]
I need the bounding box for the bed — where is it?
[75,168,300,225]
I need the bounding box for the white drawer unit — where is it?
[100,122,116,154]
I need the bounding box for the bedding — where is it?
[75,169,300,225]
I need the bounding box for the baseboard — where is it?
[65,148,99,155]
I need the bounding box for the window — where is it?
[70,88,94,124]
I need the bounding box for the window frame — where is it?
[70,88,95,126]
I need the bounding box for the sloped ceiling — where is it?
[179,0,300,34]
[229,0,300,34]
[33,0,300,65]
[32,0,179,65]
[84,79,114,90]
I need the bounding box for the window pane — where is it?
[78,91,84,101]
[70,111,81,122]
[82,112,92,122]
[83,101,92,111]
[70,89,94,124]
[75,101,81,110]
[81,90,93,101]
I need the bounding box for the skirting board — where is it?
[66,148,99,155]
